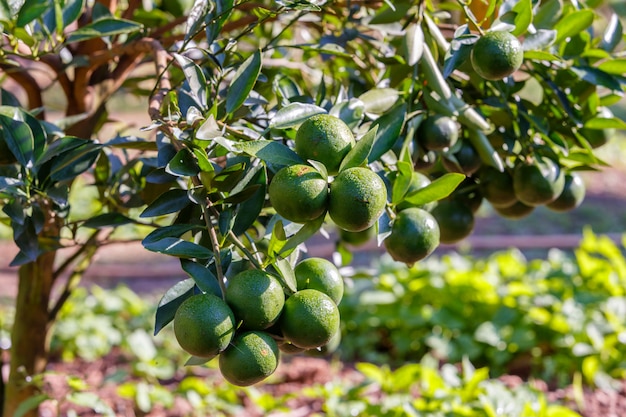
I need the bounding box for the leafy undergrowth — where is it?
[1,230,625,416]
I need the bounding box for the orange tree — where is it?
[0,0,624,414]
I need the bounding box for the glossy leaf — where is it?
[166,148,200,177]
[339,125,377,172]
[597,58,626,76]
[48,142,102,183]
[173,53,208,110]
[368,103,407,162]
[600,13,623,52]
[67,17,143,42]
[271,257,298,293]
[0,112,33,166]
[142,224,201,245]
[403,173,465,206]
[278,214,325,258]
[269,103,326,129]
[235,139,303,170]
[554,10,594,45]
[143,237,212,258]
[232,166,267,236]
[140,188,191,218]
[63,0,84,26]
[180,259,222,297]
[16,0,48,27]
[154,279,196,335]
[404,23,424,66]
[226,50,262,115]
[82,213,134,228]
[359,89,399,116]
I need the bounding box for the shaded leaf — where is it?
[180,259,222,297]
[166,148,200,177]
[140,188,191,218]
[173,53,208,110]
[142,224,201,245]
[49,142,102,183]
[154,279,196,335]
[0,112,33,166]
[226,50,262,115]
[143,237,212,258]
[82,213,134,228]
[368,103,406,162]
[600,13,623,52]
[67,17,143,42]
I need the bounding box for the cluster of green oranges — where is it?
[172,257,343,386]
[269,114,387,233]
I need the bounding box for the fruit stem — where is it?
[204,209,228,297]
[228,230,263,270]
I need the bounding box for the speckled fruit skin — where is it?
[268,164,329,223]
[295,257,344,305]
[218,331,280,386]
[384,207,440,265]
[328,167,387,233]
[295,114,355,175]
[471,31,523,81]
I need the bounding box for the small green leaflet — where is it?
[402,173,465,206]
[339,126,377,172]
[234,139,303,170]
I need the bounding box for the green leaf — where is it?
[82,213,134,228]
[271,257,298,293]
[276,0,321,11]
[391,160,414,205]
[600,13,623,52]
[359,89,400,116]
[185,355,213,366]
[533,0,562,29]
[403,23,424,66]
[498,0,532,36]
[368,103,406,162]
[339,125,377,172]
[571,66,622,92]
[235,139,303,171]
[0,112,34,166]
[226,50,262,115]
[522,29,556,51]
[554,10,594,45]
[173,53,208,110]
[443,32,477,78]
[140,188,191,218]
[180,259,222,297]
[583,116,626,130]
[142,224,201,245]
[329,99,365,129]
[67,17,143,42]
[143,237,212,258]
[279,214,325,258]
[63,0,84,26]
[403,173,465,206]
[154,279,196,335]
[14,394,50,417]
[16,0,49,27]
[48,142,102,183]
[232,166,267,236]
[166,148,200,177]
[597,58,626,76]
[269,103,326,129]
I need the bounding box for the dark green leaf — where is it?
[235,140,303,171]
[232,166,267,236]
[173,53,208,110]
[143,237,212,258]
[166,148,200,177]
[554,10,594,44]
[140,188,191,218]
[63,0,84,26]
[443,34,477,78]
[180,259,222,297]
[106,135,158,151]
[571,66,622,92]
[403,173,465,206]
[142,224,202,245]
[269,103,326,129]
[36,136,86,166]
[48,142,102,183]
[222,184,262,204]
[226,50,262,115]
[67,17,143,42]
[0,113,34,166]
[16,0,49,27]
[339,125,378,172]
[154,279,196,335]
[82,213,134,228]
[368,103,406,162]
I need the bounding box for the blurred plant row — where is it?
[3,229,624,415]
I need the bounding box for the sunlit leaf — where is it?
[154,279,196,335]
[226,50,262,115]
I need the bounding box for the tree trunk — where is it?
[2,250,56,417]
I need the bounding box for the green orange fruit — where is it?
[431,199,475,244]
[513,156,565,206]
[479,166,517,208]
[546,172,585,212]
[294,257,344,305]
[471,31,523,81]
[418,115,459,151]
[295,114,355,175]
[279,289,340,349]
[225,269,285,330]
[173,293,236,358]
[384,207,440,265]
[328,167,387,232]
[218,331,280,386]
[268,164,328,223]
